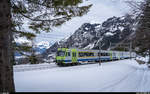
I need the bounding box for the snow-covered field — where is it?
[13,59,150,92]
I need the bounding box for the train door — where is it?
[117,52,120,60]
[71,49,77,63]
[110,51,113,60]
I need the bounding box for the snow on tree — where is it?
[0,0,92,92]
[128,0,150,64]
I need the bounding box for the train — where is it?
[55,48,136,66]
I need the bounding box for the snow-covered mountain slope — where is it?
[42,15,135,59]
[34,41,51,54]
[36,41,50,49]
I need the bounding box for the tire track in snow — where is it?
[137,68,149,92]
[98,69,136,91]
[98,66,150,92]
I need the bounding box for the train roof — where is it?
[57,47,132,53]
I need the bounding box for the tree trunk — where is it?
[148,50,150,64]
[0,0,15,92]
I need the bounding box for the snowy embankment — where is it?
[136,56,149,63]
[14,59,150,92]
[13,63,57,72]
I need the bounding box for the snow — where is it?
[95,24,101,29]
[15,56,27,59]
[118,26,124,31]
[136,56,149,63]
[105,32,114,36]
[14,37,32,46]
[85,27,88,30]
[90,20,100,24]
[109,25,118,32]
[84,43,95,49]
[36,41,50,49]
[14,59,150,92]
[120,16,125,20]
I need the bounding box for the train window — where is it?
[105,53,109,56]
[87,53,89,56]
[101,53,104,56]
[79,52,83,57]
[57,51,65,56]
[98,52,104,56]
[79,52,94,57]
[90,53,94,56]
[68,52,70,56]
[72,52,76,57]
[98,53,100,56]
[85,53,89,56]
[85,53,87,56]
[103,53,106,56]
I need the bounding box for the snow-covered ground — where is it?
[136,56,149,63]
[14,59,150,92]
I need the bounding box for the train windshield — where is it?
[57,51,65,56]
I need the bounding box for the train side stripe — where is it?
[64,57,129,62]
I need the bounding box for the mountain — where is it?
[42,15,136,60]
[15,41,51,60]
[34,41,51,54]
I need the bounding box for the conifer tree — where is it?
[0,0,92,92]
[133,0,150,64]
[126,0,150,63]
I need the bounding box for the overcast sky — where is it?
[18,0,138,45]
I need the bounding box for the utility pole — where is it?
[129,41,132,59]
[95,26,102,66]
[69,32,72,48]
[108,40,111,50]
[99,40,101,65]
[99,33,101,66]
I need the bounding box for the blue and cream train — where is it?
[56,48,136,66]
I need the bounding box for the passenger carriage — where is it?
[55,48,136,66]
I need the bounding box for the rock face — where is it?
[42,15,136,60]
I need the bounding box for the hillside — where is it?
[42,15,135,60]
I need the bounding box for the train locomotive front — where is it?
[56,48,78,66]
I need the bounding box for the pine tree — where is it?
[133,0,150,63]
[0,0,92,92]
